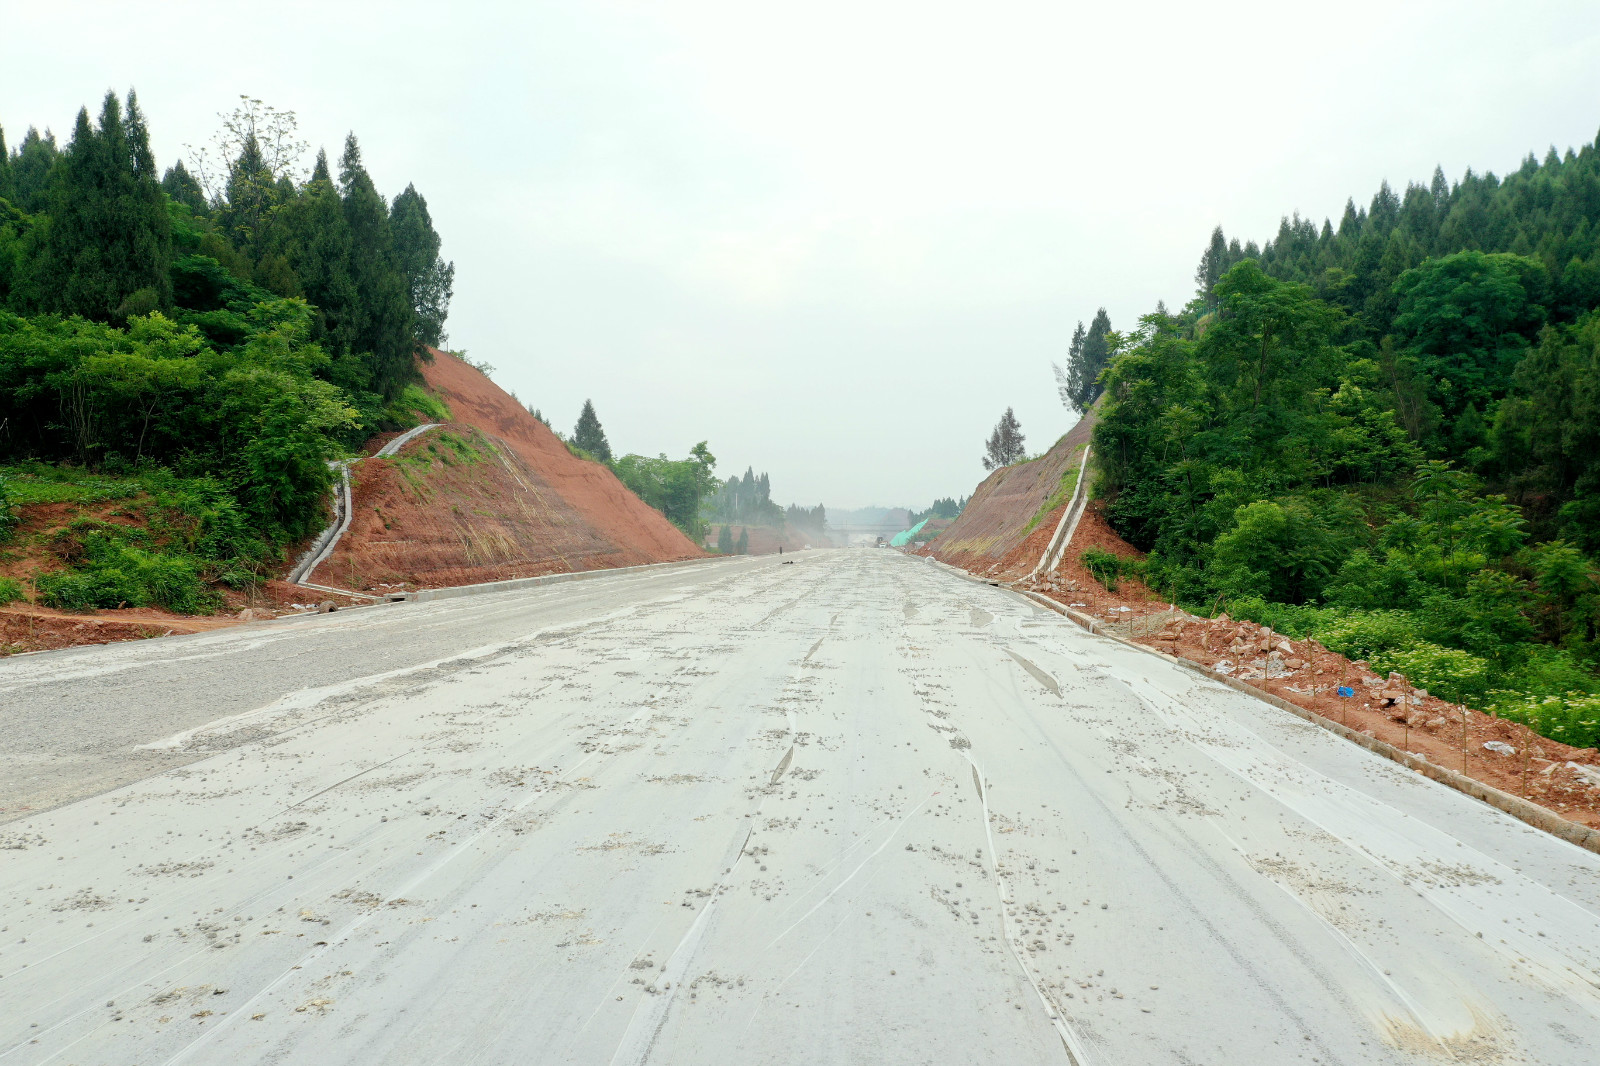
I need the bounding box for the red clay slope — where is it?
[313,351,704,591]
[916,409,1097,578]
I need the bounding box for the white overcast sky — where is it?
[7,1,1600,509]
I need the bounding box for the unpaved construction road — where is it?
[3,551,1600,1064]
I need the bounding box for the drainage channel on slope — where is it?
[286,423,442,589]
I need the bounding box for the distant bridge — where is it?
[827,523,911,543]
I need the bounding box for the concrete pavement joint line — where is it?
[1123,672,1600,1003]
[765,791,938,950]
[608,642,817,1066]
[1209,822,1459,1058]
[158,738,609,1066]
[959,749,1094,1066]
[132,638,527,752]
[1012,584,1600,857]
[0,829,372,1059]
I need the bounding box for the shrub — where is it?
[1082,547,1139,591]
[1373,641,1492,704]
[1492,692,1600,750]
[0,576,23,605]
[37,535,216,614]
[0,474,15,542]
[1314,609,1420,663]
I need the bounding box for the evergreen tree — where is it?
[31,90,172,319]
[338,133,415,397]
[219,132,276,256]
[573,399,612,460]
[160,160,207,215]
[525,404,550,427]
[0,125,13,204]
[736,527,749,555]
[1195,225,1228,305]
[390,184,454,348]
[1059,308,1113,412]
[273,150,362,382]
[1053,321,1086,410]
[10,127,59,214]
[982,407,1026,470]
[717,524,734,553]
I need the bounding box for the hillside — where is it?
[916,412,1095,578]
[306,351,705,591]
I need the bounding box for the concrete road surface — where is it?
[3,551,1599,1065]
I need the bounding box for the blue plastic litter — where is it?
[1337,686,1356,697]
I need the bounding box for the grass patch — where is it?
[1023,452,1083,535]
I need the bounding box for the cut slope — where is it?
[918,410,1096,578]
[312,352,704,591]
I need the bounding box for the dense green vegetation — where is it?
[610,443,720,540]
[0,91,453,608]
[1075,131,1600,747]
[0,463,268,612]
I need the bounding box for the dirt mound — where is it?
[309,352,704,591]
[700,524,832,555]
[918,410,1095,577]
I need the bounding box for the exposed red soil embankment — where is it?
[0,581,363,656]
[311,351,704,591]
[916,411,1095,577]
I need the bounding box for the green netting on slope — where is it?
[890,518,928,547]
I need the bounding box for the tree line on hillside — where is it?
[549,398,828,550]
[1057,128,1600,748]
[0,91,454,611]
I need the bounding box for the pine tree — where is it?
[0,125,14,204]
[1195,225,1228,304]
[160,160,207,214]
[1059,309,1112,413]
[1053,321,1086,409]
[11,127,59,214]
[219,132,276,256]
[273,149,362,381]
[339,133,415,397]
[31,91,172,319]
[735,527,749,555]
[390,184,454,348]
[717,525,734,553]
[982,408,1026,470]
[573,399,612,460]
